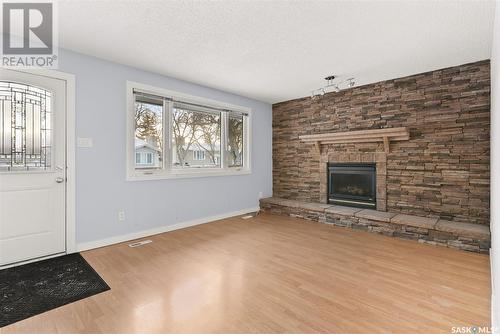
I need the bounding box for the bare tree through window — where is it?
[135,100,163,169]
[193,113,220,166]
[172,108,221,168]
[228,115,244,167]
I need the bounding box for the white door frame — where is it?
[4,68,77,255]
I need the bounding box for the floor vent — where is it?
[128,240,152,248]
[241,211,260,220]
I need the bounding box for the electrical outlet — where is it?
[258,191,263,199]
[118,211,125,222]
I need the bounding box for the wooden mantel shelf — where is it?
[299,127,409,153]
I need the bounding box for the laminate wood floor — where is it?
[2,213,491,334]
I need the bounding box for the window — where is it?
[171,103,221,169]
[228,114,244,167]
[127,82,251,180]
[134,93,163,170]
[135,152,154,166]
[193,150,205,161]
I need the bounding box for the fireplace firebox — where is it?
[328,163,376,209]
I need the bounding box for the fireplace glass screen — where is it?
[328,164,376,208]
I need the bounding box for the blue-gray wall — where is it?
[58,49,273,245]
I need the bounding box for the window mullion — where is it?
[164,100,172,172]
[221,111,228,169]
[243,115,248,169]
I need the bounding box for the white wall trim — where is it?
[491,2,499,330]
[64,71,77,253]
[77,206,260,252]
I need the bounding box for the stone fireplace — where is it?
[262,60,491,253]
[272,61,490,226]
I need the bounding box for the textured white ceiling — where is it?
[56,0,495,103]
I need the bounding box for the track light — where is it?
[311,75,356,99]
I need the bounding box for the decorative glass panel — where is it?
[228,114,244,167]
[0,81,52,171]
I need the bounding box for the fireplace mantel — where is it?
[299,127,409,153]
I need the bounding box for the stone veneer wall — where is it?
[273,60,490,225]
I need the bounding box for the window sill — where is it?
[126,168,251,181]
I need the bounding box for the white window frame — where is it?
[126,81,252,181]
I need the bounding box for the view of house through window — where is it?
[130,86,249,178]
[134,95,163,170]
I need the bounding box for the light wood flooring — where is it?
[2,213,491,334]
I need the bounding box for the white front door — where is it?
[0,69,66,266]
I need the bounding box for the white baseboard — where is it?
[77,206,260,252]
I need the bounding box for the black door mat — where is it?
[0,253,110,327]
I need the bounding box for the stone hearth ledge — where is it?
[259,197,490,253]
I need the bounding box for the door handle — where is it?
[55,177,65,183]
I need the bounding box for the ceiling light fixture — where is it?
[311,76,356,99]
